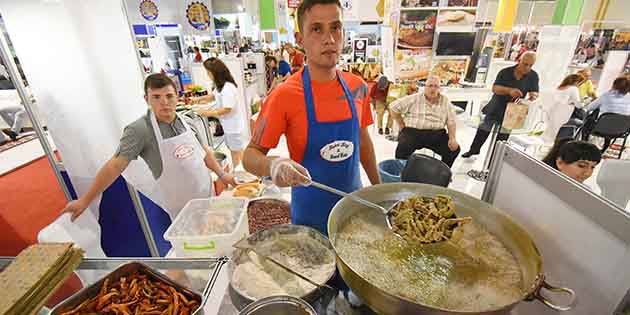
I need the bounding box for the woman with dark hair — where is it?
[193,57,247,168]
[542,139,602,183]
[542,74,584,143]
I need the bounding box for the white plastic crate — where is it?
[164,197,249,258]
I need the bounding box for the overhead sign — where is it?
[186,1,211,30]
[139,0,159,21]
[352,38,368,63]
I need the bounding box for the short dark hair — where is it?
[297,0,342,32]
[542,139,601,169]
[611,77,630,94]
[203,57,237,91]
[144,73,177,95]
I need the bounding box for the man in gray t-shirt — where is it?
[115,110,205,179]
[62,74,236,222]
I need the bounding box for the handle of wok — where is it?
[533,280,577,312]
[309,181,387,213]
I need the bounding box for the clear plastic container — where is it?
[164,197,249,258]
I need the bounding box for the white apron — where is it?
[147,112,213,219]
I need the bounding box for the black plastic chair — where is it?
[590,113,630,158]
[400,153,452,187]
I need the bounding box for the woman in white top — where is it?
[193,58,248,168]
[542,74,584,144]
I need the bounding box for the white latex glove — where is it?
[270,158,312,187]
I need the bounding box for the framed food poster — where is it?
[395,48,432,80]
[437,9,476,27]
[139,0,159,21]
[186,2,211,30]
[430,58,469,86]
[447,0,478,7]
[401,0,439,8]
[397,10,437,50]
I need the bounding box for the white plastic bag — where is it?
[38,212,107,285]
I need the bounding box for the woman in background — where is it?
[193,58,248,168]
[542,74,583,143]
[542,139,602,184]
[582,77,630,152]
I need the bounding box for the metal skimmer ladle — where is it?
[308,181,401,234]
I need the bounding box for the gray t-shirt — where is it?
[115,110,205,179]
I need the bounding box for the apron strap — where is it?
[149,112,191,141]
[301,66,359,126]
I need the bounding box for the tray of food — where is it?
[50,262,202,315]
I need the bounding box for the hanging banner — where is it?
[139,0,159,21]
[186,1,211,30]
[551,0,584,25]
[352,38,368,63]
[493,0,519,33]
[260,0,277,30]
[288,0,300,8]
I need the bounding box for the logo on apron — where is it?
[320,140,354,162]
[174,144,195,159]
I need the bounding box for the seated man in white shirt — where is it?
[390,76,460,167]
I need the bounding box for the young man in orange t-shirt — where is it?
[243,0,380,236]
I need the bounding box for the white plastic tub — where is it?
[164,197,249,258]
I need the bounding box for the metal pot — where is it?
[327,183,576,315]
[228,225,337,310]
[238,295,317,315]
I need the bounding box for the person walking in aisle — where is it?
[462,52,539,158]
[371,75,393,135]
[390,76,460,167]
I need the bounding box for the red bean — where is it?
[247,199,291,234]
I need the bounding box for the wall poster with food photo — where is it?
[397,10,437,49]
[437,9,476,27]
[395,48,432,80]
[401,0,439,8]
[447,0,478,7]
[430,58,469,86]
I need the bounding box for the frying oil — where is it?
[334,208,523,312]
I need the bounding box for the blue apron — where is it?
[291,67,362,236]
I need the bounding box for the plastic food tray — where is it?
[164,197,250,258]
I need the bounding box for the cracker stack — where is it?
[0,243,84,315]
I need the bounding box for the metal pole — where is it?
[482,123,500,171]
[0,25,72,201]
[120,0,160,258]
[126,182,161,257]
[120,0,148,76]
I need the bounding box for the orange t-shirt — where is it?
[252,70,373,163]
